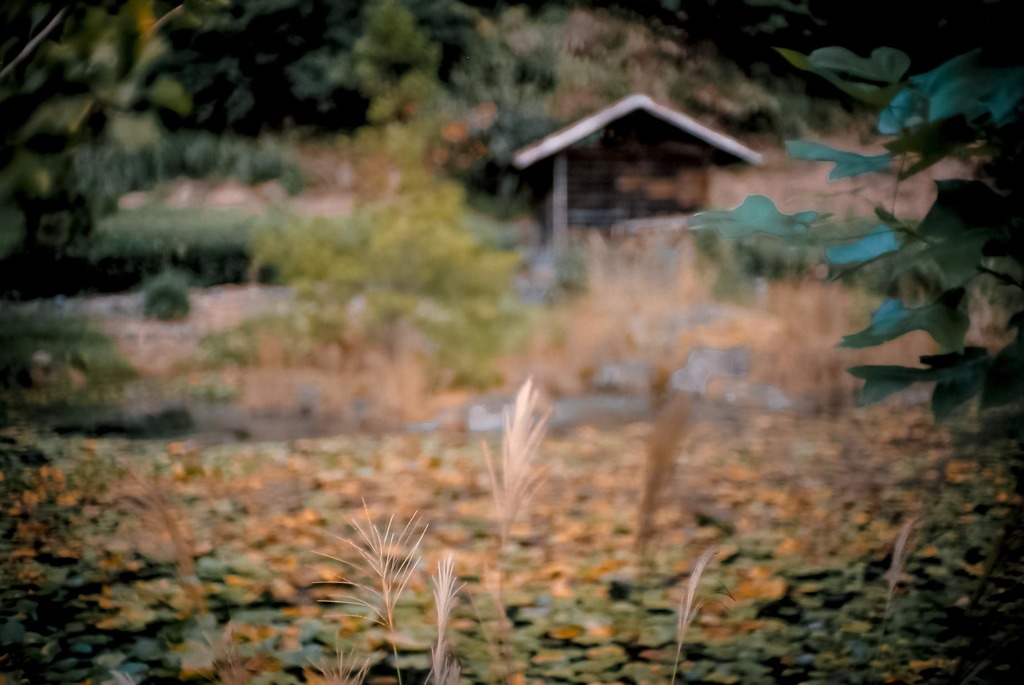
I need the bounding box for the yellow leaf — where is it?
[548,625,583,640]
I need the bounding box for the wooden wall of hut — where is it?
[563,143,710,229]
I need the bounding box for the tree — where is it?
[692,44,1024,419]
[0,0,192,264]
[691,37,1024,684]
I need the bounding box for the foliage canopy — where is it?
[692,43,1024,418]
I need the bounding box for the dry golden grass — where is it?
[318,505,427,632]
[507,233,712,396]
[429,554,464,685]
[672,546,718,685]
[636,392,690,559]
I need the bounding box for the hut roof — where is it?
[511,93,763,169]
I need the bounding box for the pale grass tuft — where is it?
[317,503,427,632]
[430,553,464,685]
[484,377,549,547]
[313,647,373,685]
[884,516,917,602]
[886,516,918,605]
[213,622,247,685]
[672,546,718,685]
[110,672,136,685]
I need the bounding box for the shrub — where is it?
[74,131,304,213]
[0,309,134,393]
[143,270,192,321]
[255,125,520,388]
[0,207,268,299]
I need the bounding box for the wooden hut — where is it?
[512,94,762,248]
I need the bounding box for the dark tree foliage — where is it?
[152,0,476,133]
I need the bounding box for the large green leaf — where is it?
[898,180,1013,284]
[849,347,990,418]
[825,225,899,265]
[884,117,978,177]
[786,141,891,180]
[775,47,906,106]
[808,46,911,85]
[918,181,1012,240]
[983,316,1024,407]
[878,89,930,134]
[841,291,968,351]
[690,194,821,239]
[913,49,1024,127]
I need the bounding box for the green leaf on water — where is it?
[0,619,26,645]
[786,141,892,180]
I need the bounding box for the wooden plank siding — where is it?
[563,144,709,229]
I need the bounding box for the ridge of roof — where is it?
[511,93,763,169]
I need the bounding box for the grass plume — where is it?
[430,553,464,685]
[878,515,918,659]
[484,377,549,548]
[318,504,427,685]
[482,377,549,683]
[672,546,718,685]
[312,647,373,685]
[319,504,427,630]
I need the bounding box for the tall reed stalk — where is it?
[483,378,549,683]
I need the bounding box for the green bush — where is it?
[0,207,270,299]
[74,131,304,213]
[0,309,134,393]
[143,270,192,321]
[256,127,520,387]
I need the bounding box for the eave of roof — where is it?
[511,93,763,169]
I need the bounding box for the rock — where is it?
[718,379,794,411]
[205,180,255,209]
[164,179,204,208]
[591,359,653,395]
[118,191,150,210]
[670,346,750,394]
[466,397,507,432]
[255,180,287,204]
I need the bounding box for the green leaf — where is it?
[0,619,26,645]
[848,364,924,404]
[919,181,1012,240]
[913,49,1024,127]
[808,46,911,85]
[841,292,968,351]
[884,117,978,177]
[925,349,990,418]
[825,225,899,264]
[775,47,905,106]
[150,76,193,116]
[879,89,930,134]
[690,195,820,239]
[18,96,95,142]
[787,141,892,180]
[983,331,1024,407]
[850,347,989,418]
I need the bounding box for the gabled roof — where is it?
[512,93,763,169]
